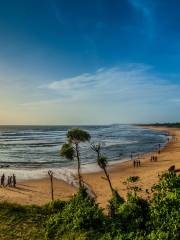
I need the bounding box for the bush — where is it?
[0,172,179,240]
[148,173,180,240]
[108,190,124,217]
[42,200,66,215]
[117,195,150,232]
[45,187,106,239]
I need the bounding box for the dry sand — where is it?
[0,126,179,208]
[0,178,76,205]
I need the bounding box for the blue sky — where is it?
[0,0,180,124]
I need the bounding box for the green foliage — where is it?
[152,171,180,192]
[128,185,142,192]
[127,176,140,183]
[117,195,150,232]
[124,175,142,197]
[67,128,91,143]
[97,156,107,169]
[60,143,75,160]
[0,202,48,240]
[60,128,91,187]
[45,187,106,240]
[0,172,179,240]
[148,172,180,240]
[108,190,124,217]
[42,200,66,214]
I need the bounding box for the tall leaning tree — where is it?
[60,128,91,188]
[91,143,114,194]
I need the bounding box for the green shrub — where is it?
[45,187,106,239]
[42,200,66,215]
[126,176,140,183]
[148,172,180,240]
[0,172,179,240]
[108,190,124,217]
[117,195,149,232]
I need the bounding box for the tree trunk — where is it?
[103,167,114,194]
[75,143,82,188]
[48,171,54,201]
[50,175,54,200]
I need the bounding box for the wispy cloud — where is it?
[42,63,180,105]
[12,63,180,123]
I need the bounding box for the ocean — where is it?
[0,125,168,181]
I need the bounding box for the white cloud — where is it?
[18,63,180,124]
[43,64,180,105]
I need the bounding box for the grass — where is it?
[0,202,47,240]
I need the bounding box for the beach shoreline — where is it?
[0,125,168,182]
[0,126,179,208]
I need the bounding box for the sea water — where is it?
[0,124,168,181]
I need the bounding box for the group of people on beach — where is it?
[133,159,141,168]
[171,136,177,142]
[150,155,158,162]
[130,138,171,168]
[130,153,141,168]
[0,173,16,187]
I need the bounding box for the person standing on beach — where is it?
[10,176,13,187]
[1,174,5,186]
[133,160,136,168]
[135,159,140,167]
[6,176,10,187]
[158,144,161,154]
[12,174,16,188]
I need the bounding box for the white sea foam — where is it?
[0,125,168,186]
[102,139,138,147]
[0,158,130,186]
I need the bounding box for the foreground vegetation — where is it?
[0,172,179,240]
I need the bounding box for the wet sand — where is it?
[0,126,179,208]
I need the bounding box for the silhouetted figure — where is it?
[138,160,141,167]
[10,176,13,187]
[133,160,136,168]
[12,174,16,188]
[1,174,5,186]
[6,176,10,187]
[158,144,161,154]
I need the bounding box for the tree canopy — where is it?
[67,128,91,143]
[60,143,75,160]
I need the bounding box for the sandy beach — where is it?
[0,126,179,208]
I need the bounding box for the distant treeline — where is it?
[138,122,180,128]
